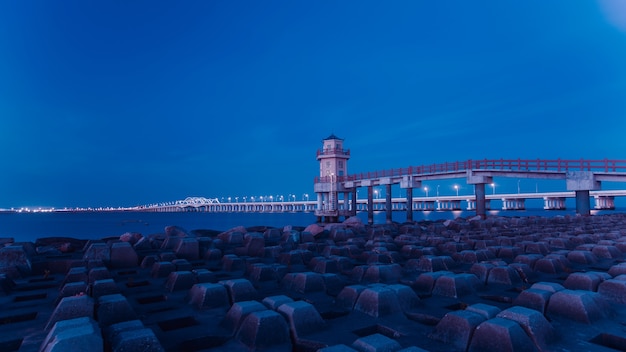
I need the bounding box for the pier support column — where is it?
[566,171,600,216]
[474,183,487,219]
[466,170,492,219]
[385,184,392,224]
[575,191,591,215]
[406,187,413,222]
[400,176,421,223]
[367,186,374,225]
[351,188,358,216]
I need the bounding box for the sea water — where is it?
[0,208,623,243]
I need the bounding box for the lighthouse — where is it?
[314,134,355,222]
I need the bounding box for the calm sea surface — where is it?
[1,209,624,243]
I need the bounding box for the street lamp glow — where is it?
[454,184,459,196]
[491,183,496,195]
[424,186,429,197]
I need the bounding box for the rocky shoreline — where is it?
[3,213,626,351]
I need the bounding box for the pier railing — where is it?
[314,158,626,183]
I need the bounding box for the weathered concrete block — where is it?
[83,243,110,264]
[354,286,402,317]
[415,255,455,272]
[46,295,95,330]
[598,279,626,304]
[91,278,120,299]
[468,317,536,352]
[352,333,402,352]
[497,306,555,350]
[249,263,274,283]
[219,278,257,303]
[237,310,291,350]
[363,264,402,283]
[311,257,340,274]
[174,237,200,260]
[534,258,565,274]
[546,289,608,323]
[188,283,229,309]
[244,233,265,257]
[97,294,137,327]
[429,310,486,351]
[513,288,553,314]
[432,273,480,298]
[110,326,164,352]
[222,254,245,272]
[193,268,216,283]
[277,300,326,338]
[566,250,598,264]
[336,285,367,310]
[171,258,192,271]
[41,317,103,352]
[530,282,564,293]
[88,267,112,284]
[63,267,88,285]
[140,255,157,269]
[563,272,603,292]
[413,271,453,295]
[164,271,196,292]
[608,263,626,277]
[591,245,621,259]
[109,242,138,268]
[290,271,326,293]
[262,295,294,310]
[513,254,543,270]
[466,303,501,320]
[57,282,88,302]
[222,300,268,333]
[487,266,522,286]
[388,284,420,310]
[151,261,175,278]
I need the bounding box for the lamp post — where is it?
[454,185,459,196]
[491,183,496,195]
[424,186,429,197]
[517,180,521,194]
[436,185,440,197]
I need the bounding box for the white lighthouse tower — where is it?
[314,134,353,222]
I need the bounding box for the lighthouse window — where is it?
[338,161,343,168]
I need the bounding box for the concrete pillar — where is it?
[406,188,413,222]
[367,186,374,225]
[575,190,591,215]
[351,189,358,216]
[385,184,392,224]
[566,171,600,216]
[475,183,486,218]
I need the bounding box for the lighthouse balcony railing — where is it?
[316,148,350,157]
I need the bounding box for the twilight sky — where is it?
[1,1,626,208]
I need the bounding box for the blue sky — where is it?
[1,1,626,208]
